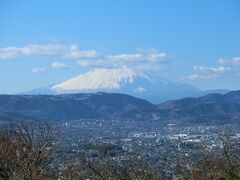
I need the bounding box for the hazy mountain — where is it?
[0,93,155,121]
[25,68,203,103]
[0,91,240,124]
[157,90,240,124]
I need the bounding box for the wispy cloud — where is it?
[0,43,170,70]
[193,65,231,73]
[106,53,143,61]
[218,57,240,66]
[181,74,218,80]
[0,43,170,71]
[32,67,45,73]
[0,44,97,60]
[77,50,169,70]
[134,86,146,92]
[182,64,231,81]
[51,62,68,69]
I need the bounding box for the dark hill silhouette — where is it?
[0,91,239,124]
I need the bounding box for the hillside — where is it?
[157,90,240,124]
[0,91,240,124]
[0,93,155,121]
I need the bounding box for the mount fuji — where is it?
[25,68,227,103]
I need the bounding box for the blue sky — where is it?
[0,0,240,93]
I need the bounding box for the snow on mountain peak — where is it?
[25,67,203,103]
[52,68,137,91]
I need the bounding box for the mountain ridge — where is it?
[157,90,240,124]
[0,90,240,124]
[24,68,206,103]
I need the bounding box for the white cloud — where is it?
[63,45,97,59]
[77,59,105,68]
[182,64,231,81]
[181,74,218,80]
[218,57,240,66]
[134,86,146,92]
[32,67,45,73]
[0,44,97,60]
[77,50,169,70]
[106,53,143,61]
[193,65,231,73]
[106,51,167,62]
[77,60,91,67]
[147,52,167,62]
[52,62,68,69]
[0,43,170,70]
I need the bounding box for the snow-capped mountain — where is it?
[26,68,204,103]
[52,68,137,91]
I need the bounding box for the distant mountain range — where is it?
[157,90,240,124]
[1,90,240,125]
[0,93,155,122]
[24,68,229,103]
